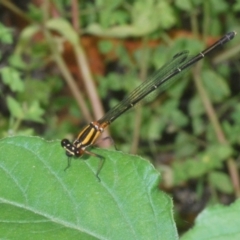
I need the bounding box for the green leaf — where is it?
[223,121,240,145]
[0,67,25,92]
[0,136,177,239]
[132,0,175,30]
[97,0,124,9]
[146,115,165,140]
[192,116,205,135]
[99,8,128,28]
[159,99,189,128]
[24,101,45,123]
[173,144,233,184]
[209,0,229,13]
[208,171,234,194]
[26,3,44,21]
[8,54,28,70]
[233,0,240,11]
[17,78,52,105]
[175,0,193,11]
[202,69,230,102]
[86,1,175,37]
[174,132,199,157]
[230,104,240,125]
[0,23,13,44]
[181,200,240,240]
[189,96,205,117]
[6,96,24,119]
[98,40,113,54]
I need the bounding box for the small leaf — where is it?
[175,132,199,157]
[17,78,52,105]
[173,144,233,184]
[192,116,205,135]
[189,96,205,117]
[0,136,178,239]
[0,23,13,44]
[24,101,45,123]
[181,200,240,240]
[209,0,229,13]
[209,171,234,194]
[202,69,230,102]
[6,96,24,119]
[175,0,193,11]
[0,67,24,92]
[98,40,113,54]
[233,0,240,11]
[86,2,175,38]
[8,54,28,70]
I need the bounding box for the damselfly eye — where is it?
[61,139,70,147]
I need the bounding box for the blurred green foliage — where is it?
[0,0,240,233]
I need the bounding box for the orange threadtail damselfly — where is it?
[61,31,236,181]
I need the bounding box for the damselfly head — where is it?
[61,139,82,157]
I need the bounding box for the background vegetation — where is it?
[1,0,240,238]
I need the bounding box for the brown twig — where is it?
[71,0,80,32]
[193,62,240,198]
[41,1,93,123]
[69,2,110,145]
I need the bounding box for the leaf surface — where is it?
[0,136,177,239]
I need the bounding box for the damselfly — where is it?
[61,31,236,180]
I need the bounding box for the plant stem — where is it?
[193,63,240,197]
